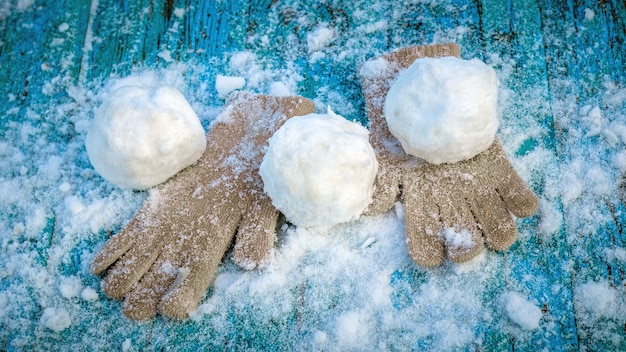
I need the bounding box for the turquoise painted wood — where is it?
[1,0,625,350]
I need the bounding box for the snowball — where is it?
[260,108,378,229]
[384,56,500,164]
[501,291,542,330]
[40,307,71,332]
[85,85,206,190]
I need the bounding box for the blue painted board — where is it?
[0,0,625,350]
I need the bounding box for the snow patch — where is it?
[59,276,83,299]
[441,228,475,249]
[574,281,622,319]
[500,291,542,330]
[215,75,246,98]
[335,310,372,347]
[81,287,99,301]
[122,339,132,351]
[307,24,336,52]
[40,307,72,332]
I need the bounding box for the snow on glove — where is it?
[359,44,539,266]
[91,93,315,320]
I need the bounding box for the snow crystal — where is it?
[500,291,542,330]
[360,237,377,249]
[313,330,329,344]
[335,310,372,347]
[226,51,303,95]
[40,307,72,332]
[384,56,500,164]
[359,57,391,79]
[64,196,85,215]
[0,2,11,20]
[451,249,487,275]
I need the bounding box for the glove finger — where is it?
[159,214,242,319]
[497,172,539,218]
[231,94,313,269]
[470,190,518,251]
[101,232,164,300]
[233,193,279,270]
[92,189,171,274]
[485,139,539,218]
[438,199,484,263]
[364,170,401,216]
[402,177,445,267]
[91,222,136,275]
[122,232,190,320]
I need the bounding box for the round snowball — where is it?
[260,108,378,229]
[384,56,500,164]
[86,85,206,190]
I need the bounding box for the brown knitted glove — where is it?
[359,44,539,266]
[91,93,315,320]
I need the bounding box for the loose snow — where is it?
[40,307,72,332]
[215,75,246,98]
[574,281,624,320]
[500,291,543,330]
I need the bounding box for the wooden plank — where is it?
[538,0,626,350]
[480,0,580,350]
[0,1,97,350]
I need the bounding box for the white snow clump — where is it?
[260,107,378,229]
[501,291,542,330]
[40,307,72,332]
[384,56,500,164]
[215,75,246,98]
[86,85,206,190]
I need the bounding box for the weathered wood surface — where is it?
[0,0,625,350]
